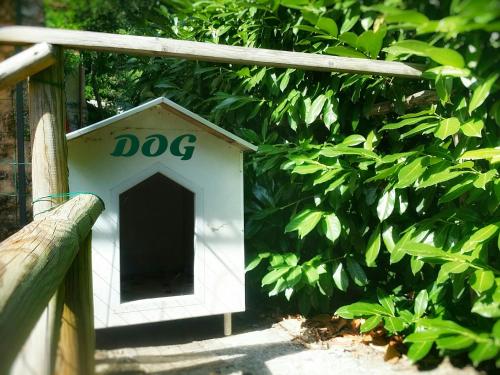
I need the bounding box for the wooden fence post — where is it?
[55,234,95,375]
[10,45,95,375]
[0,195,104,374]
[10,45,68,375]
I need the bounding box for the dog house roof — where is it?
[66,97,257,151]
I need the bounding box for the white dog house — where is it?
[66,97,256,330]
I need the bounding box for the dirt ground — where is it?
[95,314,483,375]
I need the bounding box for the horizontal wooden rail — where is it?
[0,42,56,90]
[0,26,424,78]
[0,194,104,374]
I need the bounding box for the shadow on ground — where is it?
[95,311,302,374]
[96,341,305,375]
[96,311,270,349]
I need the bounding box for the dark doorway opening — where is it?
[119,172,194,302]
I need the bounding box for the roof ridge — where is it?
[66,97,257,152]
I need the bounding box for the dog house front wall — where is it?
[67,102,246,328]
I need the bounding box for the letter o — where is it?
[142,134,168,157]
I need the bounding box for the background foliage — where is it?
[46,0,500,366]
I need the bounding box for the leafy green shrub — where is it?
[48,0,499,366]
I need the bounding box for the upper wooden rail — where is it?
[0,194,104,374]
[0,42,56,90]
[0,26,424,78]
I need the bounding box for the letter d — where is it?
[110,134,140,157]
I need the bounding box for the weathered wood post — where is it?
[54,233,95,375]
[0,195,103,375]
[9,44,68,375]
[9,45,95,375]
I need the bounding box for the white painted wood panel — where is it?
[68,100,247,328]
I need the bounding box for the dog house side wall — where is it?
[68,106,245,328]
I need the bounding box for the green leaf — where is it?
[472,297,500,318]
[377,189,396,222]
[384,40,465,67]
[494,320,500,339]
[380,151,418,164]
[405,331,441,342]
[383,316,405,333]
[332,261,349,291]
[356,28,386,58]
[286,266,303,288]
[320,145,379,160]
[305,94,327,124]
[316,17,338,37]
[325,46,367,59]
[391,229,415,264]
[414,289,428,317]
[268,277,287,296]
[304,264,320,284]
[400,121,438,139]
[398,241,449,259]
[384,39,429,55]
[292,164,325,174]
[439,177,475,204]
[407,341,433,362]
[461,223,499,253]
[436,336,474,350]
[284,253,299,266]
[285,209,323,238]
[381,115,436,131]
[324,172,349,193]
[366,164,400,182]
[270,254,285,267]
[346,257,368,286]
[245,252,270,272]
[342,134,365,146]
[469,342,499,366]
[322,97,338,127]
[360,315,382,333]
[322,213,341,243]
[245,67,267,91]
[384,9,429,24]
[338,31,357,47]
[313,168,343,185]
[470,269,495,293]
[261,267,290,286]
[335,302,389,319]
[469,73,499,114]
[397,191,408,214]
[460,148,500,161]
[376,288,395,316]
[395,157,427,188]
[340,15,359,33]
[411,256,425,275]
[435,75,453,105]
[437,262,470,283]
[418,319,475,336]
[423,66,470,78]
[434,117,460,140]
[460,119,484,138]
[366,225,381,267]
[382,224,398,253]
[473,170,497,189]
[418,169,466,189]
[427,48,465,68]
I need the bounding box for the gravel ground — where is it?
[95,316,481,375]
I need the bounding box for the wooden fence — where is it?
[0,25,433,375]
[0,194,104,374]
